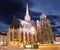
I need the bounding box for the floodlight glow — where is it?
[25,45,32,48]
[31,27,36,34]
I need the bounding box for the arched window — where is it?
[14,31,17,41]
[10,32,12,41]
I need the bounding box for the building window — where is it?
[10,32,12,41]
[14,32,17,41]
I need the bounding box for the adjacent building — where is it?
[37,14,54,44]
[0,32,7,45]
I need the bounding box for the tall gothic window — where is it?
[10,32,12,41]
[14,31,17,41]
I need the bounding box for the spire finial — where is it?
[26,0,28,4]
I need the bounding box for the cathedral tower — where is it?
[40,13,46,20]
[24,3,30,22]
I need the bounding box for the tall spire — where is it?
[24,1,30,22]
[26,4,29,15]
[26,0,29,15]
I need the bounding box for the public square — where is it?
[0,44,60,50]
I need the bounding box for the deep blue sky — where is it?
[0,0,60,35]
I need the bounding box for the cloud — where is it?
[0,0,60,35]
[0,21,10,32]
[29,0,60,15]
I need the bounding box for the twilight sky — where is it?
[0,0,60,35]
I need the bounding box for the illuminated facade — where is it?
[6,3,54,46]
[37,14,54,44]
[0,32,7,45]
[7,4,37,46]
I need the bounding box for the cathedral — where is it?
[6,3,54,46]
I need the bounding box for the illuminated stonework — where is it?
[37,14,54,44]
[6,3,54,46]
[24,4,30,22]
